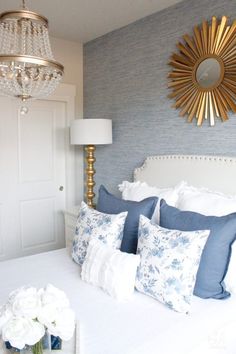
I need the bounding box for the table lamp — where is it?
[70,119,112,208]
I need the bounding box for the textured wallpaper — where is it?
[84,0,236,197]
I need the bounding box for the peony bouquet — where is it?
[0,284,75,354]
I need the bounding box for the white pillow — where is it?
[136,216,210,313]
[177,181,236,216]
[72,201,127,266]
[118,180,181,223]
[81,240,140,301]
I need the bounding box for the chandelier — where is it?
[0,0,64,105]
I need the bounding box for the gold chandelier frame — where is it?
[0,0,64,102]
[0,10,48,25]
[0,55,64,72]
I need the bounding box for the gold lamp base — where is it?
[70,119,112,208]
[85,145,96,208]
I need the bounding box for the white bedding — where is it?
[1,249,236,354]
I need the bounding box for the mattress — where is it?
[0,249,236,354]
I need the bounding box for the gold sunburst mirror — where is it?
[168,16,236,126]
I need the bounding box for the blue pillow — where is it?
[160,200,236,299]
[97,185,158,254]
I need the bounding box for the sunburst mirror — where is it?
[168,16,236,126]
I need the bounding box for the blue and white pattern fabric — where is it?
[72,201,128,266]
[136,216,210,313]
[160,200,236,299]
[97,185,158,254]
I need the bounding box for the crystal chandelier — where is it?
[0,0,64,104]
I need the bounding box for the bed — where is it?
[1,155,236,354]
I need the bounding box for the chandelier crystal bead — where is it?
[0,1,64,101]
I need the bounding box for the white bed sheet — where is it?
[0,249,236,354]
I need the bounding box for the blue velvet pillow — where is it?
[160,200,236,299]
[97,185,158,254]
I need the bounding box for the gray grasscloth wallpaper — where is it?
[84,0,236,197]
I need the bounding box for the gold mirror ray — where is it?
[168,16,236,126]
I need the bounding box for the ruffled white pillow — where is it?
[72,201,127,266]
[118,180,182,223]
[81,241,140,301]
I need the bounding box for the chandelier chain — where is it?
[22,0,26,9]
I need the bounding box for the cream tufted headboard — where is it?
[134,155,236,195]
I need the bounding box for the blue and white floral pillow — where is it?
[136,216,209,313]
[72,201,128,266]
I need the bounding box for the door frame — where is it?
[44,83,82,208]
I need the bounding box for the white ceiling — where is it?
[0,0,184,43]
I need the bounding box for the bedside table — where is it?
[64,206,80,252]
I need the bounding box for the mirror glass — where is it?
[196,58,221,88]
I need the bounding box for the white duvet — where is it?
[0,249,236,354]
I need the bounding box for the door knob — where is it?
[59,186,64,191]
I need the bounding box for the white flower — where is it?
[47,308,75,341]
[37,304,58,327]
[38,284,70,325]
[39,284,70,308]
[2,317,45,349]
[0,305,13,333]
[0,284,75,346]
[9,287,41,319]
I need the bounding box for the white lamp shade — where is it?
[70,119,112,145]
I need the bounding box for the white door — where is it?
[0,97,66,260]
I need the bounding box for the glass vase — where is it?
[4,342,43,354]
[31,340,44,354]
[4,332,51,354]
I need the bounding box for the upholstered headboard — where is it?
[134,155,236,195]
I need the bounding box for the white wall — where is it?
[50,36,84,205]
[50,36,83,119]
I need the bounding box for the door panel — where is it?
[18,108,55,183]
[0,97,67,260]
[20,197,56,249]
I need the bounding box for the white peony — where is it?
[47,308,75,341]
[0,305,13,332]
[0,284,75,348]
[39,284,70,310]
[38,284,70,325]
[2,317,45,349]
[9,287,41,319]
[37,303,58,327]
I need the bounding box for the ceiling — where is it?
[0,0,184,43]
